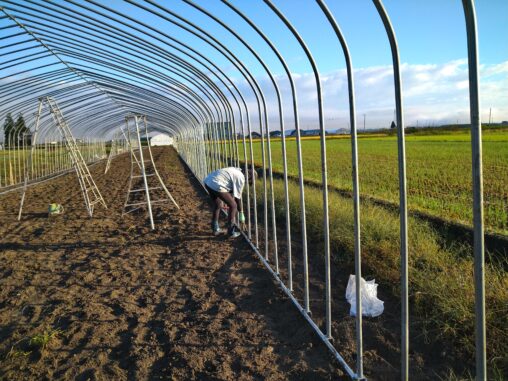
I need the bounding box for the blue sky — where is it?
[183,0,508,73]
[1,0,507,131]
[166,0,508,127]
[208,0,508,127]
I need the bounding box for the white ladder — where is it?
[104,133,118,174]
[45,96,107,217]
[122,115,179,230]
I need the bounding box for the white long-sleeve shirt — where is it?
[204,167,245,199]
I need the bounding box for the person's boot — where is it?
[227,223,241,238]
[212,220,223,236]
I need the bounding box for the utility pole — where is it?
[363,114,366,131]
[489,107,492,126]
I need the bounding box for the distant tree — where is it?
[390,121,397,129]
[13,113,31,146]
[3,113,14,147]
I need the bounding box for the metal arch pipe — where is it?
[0,7,130,118]
[0,78,86,111]
[0,71,78,100]
[11,0,242,177]
[86,81,203,127]
[135,0,271,258]
[62,0,243,170]
[1,85,100,131]
[0,50,52,70]
[43,0,224,133]
[461,1,485,379]
[263,0,334,344]
[75,67,215,126]
[36,33,219,124]
[123,0,274,250]
[14,0,226,128]
[0,37,35,49]
[223,0,309,304]
[74,0,231,164]
[2,62,209,142]
[68,99,190,139]
[316,1,365,379]
[0,43,39,57]
[185,0,284,278]
[7,89,183,143]
[0,52,53,71]
[50,46,220,126]
[7,0,252,262]
[2,4,216,145]
[0,61,62,81]
[88,0,226,166]
[371,1,409,380]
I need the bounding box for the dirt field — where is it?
[0,147,349,381]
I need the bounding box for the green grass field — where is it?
[0,145,106,188]
[238,127,508,376]
[255,176,508,376]
[240,128,508,235]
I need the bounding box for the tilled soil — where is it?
[0,147,347,380]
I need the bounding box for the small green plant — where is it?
[6,346,31,359]
[29,328,63,351]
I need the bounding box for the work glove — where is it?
[239,211,246,230]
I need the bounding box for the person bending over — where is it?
[204,167,247,238]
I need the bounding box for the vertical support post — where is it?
[316,1,365,378]
[264,0,332,339]
[18,99,43,220]
[134,116,155,230]
[462,1,486,380]
[372,1,409,379]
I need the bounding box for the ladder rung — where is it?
[149,199,169,205]
[129,187,162,193]
[125,202,148,207]
[125,199,168,208]
[123,207,141,214]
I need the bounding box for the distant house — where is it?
[150,133,173,146]
[302,129,322,136]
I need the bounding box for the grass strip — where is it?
[257,177,507,376]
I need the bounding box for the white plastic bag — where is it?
[345,274,384,317]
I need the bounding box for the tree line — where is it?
[2,113,31,148]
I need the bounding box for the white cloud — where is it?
[230,59,508,130]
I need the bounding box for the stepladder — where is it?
[104,138,116,174]
[18,97,107,219]
[122,115,179,230]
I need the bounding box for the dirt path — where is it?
[0,147,345,380]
